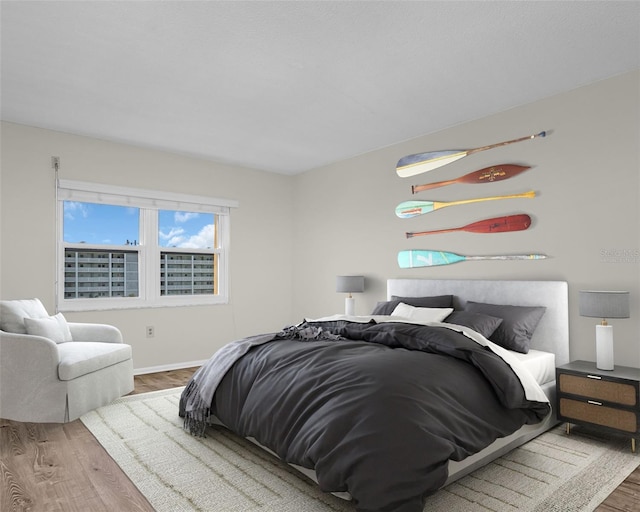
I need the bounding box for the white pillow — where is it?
[391,303,453,324]
[24,313,73,343]
[0,298,49,333]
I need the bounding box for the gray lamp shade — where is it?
[578,290,630,319]
[336,275,365,294]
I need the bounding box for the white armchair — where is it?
[0,298,134,423]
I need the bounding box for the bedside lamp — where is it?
[579,290,630,370]
[336,276,364,316]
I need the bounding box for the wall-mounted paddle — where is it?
[406,214,531,238]
[397,131,546,178]
[411,164,531,194]
[398,250,547,268]
[396,190,535,219]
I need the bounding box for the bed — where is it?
[386,279,569,487]
[180,279,569,512]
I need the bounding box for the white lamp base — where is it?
[595,324,614,370]
[345,297,355,316]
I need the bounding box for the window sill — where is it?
[58,295,229,312]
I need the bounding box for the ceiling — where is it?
[2,1,639,175]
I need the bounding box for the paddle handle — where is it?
[407,226,462,238]
[412,179,458,193]
[465,254,547,261]
[435,190,536,211]
[467,131,546,156]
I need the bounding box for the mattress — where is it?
[511,348,556,386]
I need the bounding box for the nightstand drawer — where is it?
[559,398,638,433]
[558,373,637,406]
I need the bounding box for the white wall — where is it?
[2,71,639,370]
[0,123,294,371]
[293,71,640,367]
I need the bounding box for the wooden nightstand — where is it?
[556,360,640,453]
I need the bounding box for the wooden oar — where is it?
[398,250,547,268]
[412,164,530,194]
[406,214,531,238]
[397,131,546,178]
[396,190,535,219]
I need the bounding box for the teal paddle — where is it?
[396,190,535,219]
[398,250,547,268]
[396,131,546,178]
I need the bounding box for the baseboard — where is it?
[133,360,207,376]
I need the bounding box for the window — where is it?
[57,180,237,311]
[158,209,218,296]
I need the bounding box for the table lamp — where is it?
[336,276,364,316]
[578,290,630,370]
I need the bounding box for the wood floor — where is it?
[1,367,639,512]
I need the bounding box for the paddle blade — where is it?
[398,250,466,268]
[463,214,531,233]
[395,200,435,218]
[467,164,531,184]
[397,150,467,178]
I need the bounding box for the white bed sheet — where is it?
[510,349,556,386]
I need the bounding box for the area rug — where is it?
[81,388,639,512]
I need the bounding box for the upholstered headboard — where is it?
[387,279,569,366]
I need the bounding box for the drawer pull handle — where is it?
[586,375,602,380]
[587,400,603,406]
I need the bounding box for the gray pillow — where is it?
[464,301,546,353]
[372,295,453,315]
[444,311,503,339]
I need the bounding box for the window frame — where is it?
[57,179,236,312]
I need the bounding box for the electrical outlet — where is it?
[146,326,154,338]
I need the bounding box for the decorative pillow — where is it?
[0,298,50,333]
[443,311,503,339]
[464,301,546,353]
[371,295,453,315]
[391,303,454,323]
[24,313,73,343]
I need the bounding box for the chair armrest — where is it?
[1,331,67,422]
[68,323,123,343]
[0,330,60,368]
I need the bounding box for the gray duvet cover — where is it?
[179,319,550,512]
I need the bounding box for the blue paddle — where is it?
[398,250,548,268]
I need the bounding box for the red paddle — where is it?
[412,164,531,194]
[406,214,531,238]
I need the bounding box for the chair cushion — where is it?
[0,298,50,334]
[24,313,73,343]
[57,342,132,381]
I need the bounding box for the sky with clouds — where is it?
[63,202,214,249]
